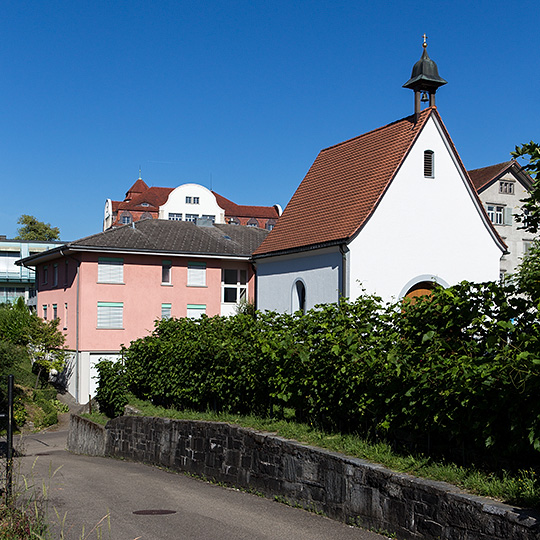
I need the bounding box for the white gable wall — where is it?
[159,184,226,223]
[256,247,342,313]
[348,115,504,302]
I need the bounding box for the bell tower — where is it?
[403,35,447,116]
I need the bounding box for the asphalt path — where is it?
[17,428,390,540]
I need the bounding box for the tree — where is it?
[511,141,540,233]
[15,214,60,241]
[515,238,540,303]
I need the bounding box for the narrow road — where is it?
[18,428,390,540]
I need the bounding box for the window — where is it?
[120,212,132,224]
[292,280,306,314]
[161,303,172,319]
[247,218,259,228]
[424,150,434,177]
[487,205,504,225]
[52,304,58,319]
[524,241,533,256]
[193,197,200,204]
[98,257,124,283]
[266,219,277,231]
[222,269,247,303]
[185,214,199,222]
[97,302,124,329]
[187,304,206,318]
[140,202,150,207]
[499,181,514,195]
[487,205,512,225]
[42,305,47,320]
[162,260,172,284]
[64,303,68,330]
[188,262,206,287]
[43,266,48,284]
[53,264,58,287]
[201,214,216,223]
[168,213,182,221]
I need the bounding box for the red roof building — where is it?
[104,178,281,231]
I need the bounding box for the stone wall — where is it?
[68,415,540,540]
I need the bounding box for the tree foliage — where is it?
[0,299,66,389]
[512,141,540,233]
[15,214,60,241]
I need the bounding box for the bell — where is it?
[420,91,429,103]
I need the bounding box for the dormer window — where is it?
[185,196,192,204]
[424,150,434,177]
[140,202,150,207]
[186,196,200,204]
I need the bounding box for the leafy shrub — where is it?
[95,360,127,418]
[114,279,540,468]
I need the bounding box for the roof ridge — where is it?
[320,107,433,154]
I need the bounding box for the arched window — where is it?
[292,280,306,314]
[424,150,434,178]
[247,218,259,228]
[120,211,132,225]
[140,212,153,221]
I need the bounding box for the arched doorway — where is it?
[404,280,437,303]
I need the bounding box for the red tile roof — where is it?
[254,108,436,257]
[468,160,516,191]
[125,178,149,200]
[212,192,280,219]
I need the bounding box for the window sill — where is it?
[96,327,125,330]
[161,283,173,286]
[97,282,125,285]
[187,285,208,288]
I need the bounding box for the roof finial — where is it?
[138,166,142,180]
[423,33,427,48]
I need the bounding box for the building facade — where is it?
[19,220,268,402]
[253,44,506,311]
[468,160,535,277]
[0,236,63,306]
[104,179,281,231]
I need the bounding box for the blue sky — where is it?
[1,1,538,241]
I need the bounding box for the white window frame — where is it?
[185,213,199,222]
[98,257,124,284]
[97,301,124,329]
[487,205,504,225]
[187,262,206,287]
[168,213,182,221]
[187,304,206,318]
[222,269,248,304]
[161,303,172,319]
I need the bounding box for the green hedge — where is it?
[103,279,540,467]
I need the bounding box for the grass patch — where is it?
[86,395,540,509]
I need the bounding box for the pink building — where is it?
[19,219,268,402]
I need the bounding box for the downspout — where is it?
[339,244,349,300]
[61,249,81,402]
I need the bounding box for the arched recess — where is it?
[291,279,306,314]
[399,275,449,302]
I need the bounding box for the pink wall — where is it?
[36,252,255,353]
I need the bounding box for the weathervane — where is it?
[423,33,427,48]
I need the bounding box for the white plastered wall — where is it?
[158,184,226,223]
[256,247,342,313]
[348,115,504,303]
[65,350,121,403]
